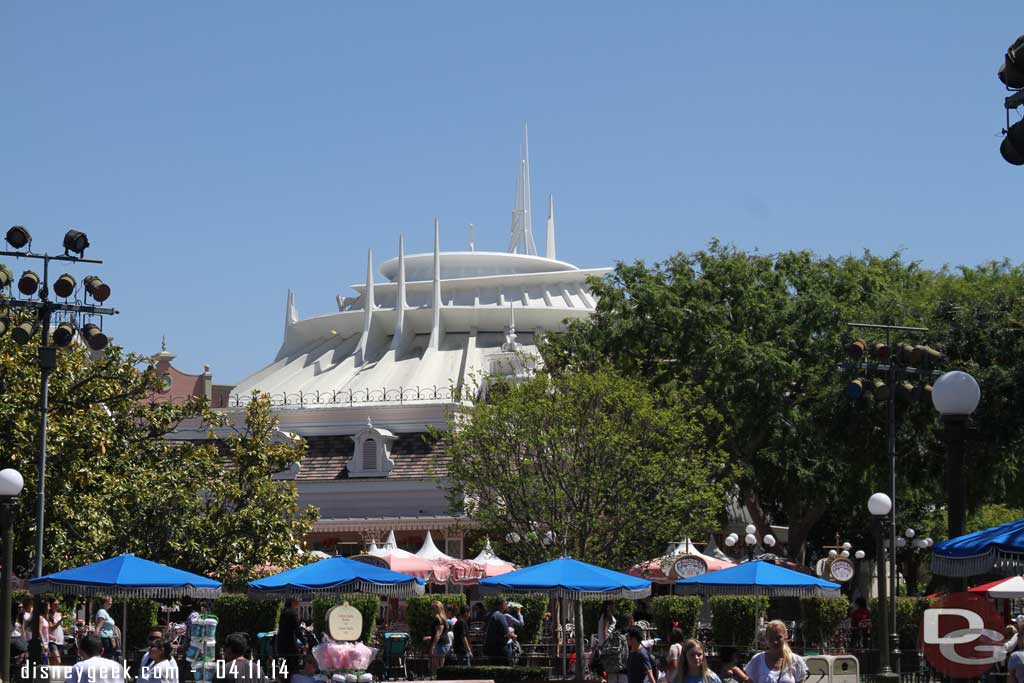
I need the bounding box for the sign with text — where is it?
[920,592,1005,678]
[670,556,708,579]
[327,602,363,642]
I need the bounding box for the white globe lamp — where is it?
[932,371,981,417]
[763,534,776,548]
[745,524,757,535]
[0,469,23,497]
[868,492,892,517]
[745,533,757,546]
[854,550,866,560]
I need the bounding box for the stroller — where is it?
[379,632,410,681]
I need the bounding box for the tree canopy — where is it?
[0,332,316,583]
[441,366,730,569]
[543,243,1024,562]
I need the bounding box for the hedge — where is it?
[437,665,549,681]
[405,594,466,650]
[651,596,702,640]
[212,595,282,649]
[799,597,850,648]
[709,596,768,648]
[311,595,380,644]
[110,599,160,651]
[483,594,549,644]
[869,597,932,648]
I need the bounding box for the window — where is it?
[363,438,377,470]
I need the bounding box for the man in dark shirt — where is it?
[451,605,472,665]
[625,627,655,683]
[483,599,510,665]
[277,597,303,672]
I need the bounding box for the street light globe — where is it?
[905,528,916,539]
[840,550,850,558]
[725,535,737,547]
[868,492,892,517]
[924,538,933,548]
[828,549,838,558]
[745,533,757,545]
[932,371,981,416]
[0,468,24,497]
[841,542,852,550]
[745,524,757,535]
[897,537,907,549]
[855,550,866,560]
[763,534,776,547]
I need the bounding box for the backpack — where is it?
[598,632,629,674]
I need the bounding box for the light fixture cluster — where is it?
[999,34,1024,165]
[844,338,940,402]
[0,225,112,351]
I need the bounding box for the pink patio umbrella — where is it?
[628,538,735,583]
[369,530,441,582]
[415,531,486,585]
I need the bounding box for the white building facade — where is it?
[220,134,611,557]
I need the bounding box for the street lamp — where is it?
[868,492,896,677]
[725,525,776,562]
[0,468,24,683]
[933,371,981,567]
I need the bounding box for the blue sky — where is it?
[2,2,1022,383]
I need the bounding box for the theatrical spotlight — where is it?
[0,265,11,289]
[62,230,89,256]
[999,34,1024,89]
[53,273,76,298]
[83,276,110,302]
[1001,119,1024,166]
[5,226,31,250]
[17,271,40,296]
[846,377,867,399]
[81,323,108,351]
[52,322,76,347]
[847,339,867,359]
[12,322,36,346]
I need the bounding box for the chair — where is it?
[380,632,411,681]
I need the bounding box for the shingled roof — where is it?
[297,432,449,481]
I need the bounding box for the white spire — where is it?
[502,302,521,351]
[508,125,537,255]
[545,193,556,259]
[427,218,442,350]
[354,249,375,366]
[469,223,475,252]
[390,235,407,350]
[285,289,298,327]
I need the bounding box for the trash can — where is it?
[805,654,859,683]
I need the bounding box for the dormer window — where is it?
[349,419,396,478]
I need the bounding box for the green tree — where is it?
[543,244,941,561]
[440,366,729,569]
[0,329,316,580]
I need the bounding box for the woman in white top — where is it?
[48,598,64,664]
[745,621,807,683]
[140,639,177,683]
[597,601,617,645]
[665,628,685,683]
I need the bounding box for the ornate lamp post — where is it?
[724,525,776,561]
[869,492,897,679]
[932,370,980,591]
[0,468,25,683]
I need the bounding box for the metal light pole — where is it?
[0,468,25,683]
[932,371,981,591]
[868,492,896,679]
[723,526,776,562]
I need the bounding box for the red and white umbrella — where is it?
[415,530,486,585]
[471,539,516,577]
[969,575,1024,598]
[368,530,438,581]
[628,538,735,583]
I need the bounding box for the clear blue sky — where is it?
[3,2,1022,384]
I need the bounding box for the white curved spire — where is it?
[508,125,537,256]
[545,193,556,260]
[427,218,442,350]
[354,248,375,366]
[285,289,298,327]
[390,234,407,350]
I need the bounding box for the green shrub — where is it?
[437,665,549,681]
[651,596,702,640]
[710,596,768,647]
[213,595,282,647]
[869,597,932,648]
[405,594,466,650]
[482,594,549,644]
[582,598,636,636]
[110,599,160,651]
[799,597,850,648]
[311,595,381,644]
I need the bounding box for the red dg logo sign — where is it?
[920,592,1006,678]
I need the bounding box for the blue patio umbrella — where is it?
[480,557,651,681]
[931,517,1024,577]
[674,559,841,597]
[248,556,425,599]
[29,553,222,655]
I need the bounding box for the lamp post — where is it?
[724,525,776,562]
[868,492,896,679]
[0,468,25,683]
[932,370,981,591]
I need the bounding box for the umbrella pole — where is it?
[575,599,584,682]
[123,602,128,665]
[558,597,566,679]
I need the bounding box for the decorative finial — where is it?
[161,335,167,352]
[367,416,373,428]
[469,223,475,252]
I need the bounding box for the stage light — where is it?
[83,276,110,302]
[846,377,867,399]
[52,322,76,347]
[81,323,108,351]
[17,271,39,296]
[12,322,35,346]
[5,226,30,250]
[998,34,1024,89]
[0,265,11,289]
[847,339,867,359]
[1001,119,1024,166]
[872,342,890,362]
[62,230,89,256]
[911,345,942,365]
[53,273,76,298]
[872,378,889,401]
